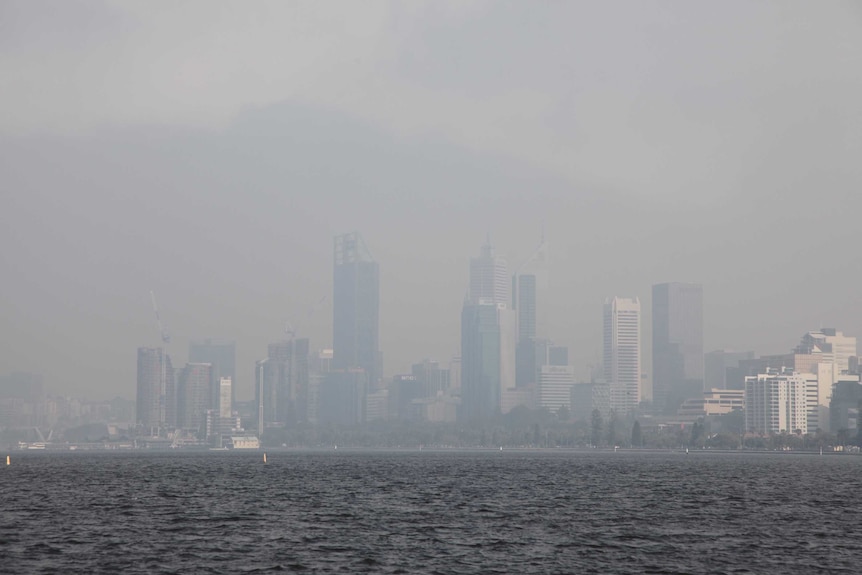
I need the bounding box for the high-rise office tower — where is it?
[460,301,502,421]
[256,337,311,433]
[189,339,236,406]
[516,274,537,341]
[470,241,509,305]
[538,365,575,413]
[333,232,380,386]
[705,349,755,390]
[411,359,451,397]
[176,362,212,432]
[652,282,704,414]
[512,233,549,389]
[136,347,173,433]
[603,297,641,414]
[219,377,232,418]
[514,273,538,388]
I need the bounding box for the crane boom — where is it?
[150,290,171,344]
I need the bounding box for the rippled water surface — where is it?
[2,450,860,574]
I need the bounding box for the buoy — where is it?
[263,453,267,464]
[6,455,9,466]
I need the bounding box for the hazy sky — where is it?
[2,1,861,400]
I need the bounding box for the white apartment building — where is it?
[745,369,808,435]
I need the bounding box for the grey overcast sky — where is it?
[2,1,861,400]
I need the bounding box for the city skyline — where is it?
[3,4,861,573]
[9,232,862,402]
[3,2,861,400]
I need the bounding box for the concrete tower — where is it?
[603,297,641,414]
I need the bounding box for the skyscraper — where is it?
[652,282,704,414]
[255,337,311,433]
[333,232,380,386]
[136,347,173,433]
[460,301,502,421]
[603,297,641,414]
[514,273,538,388]
[469,241,509,305]
[219,377,232,417]
[516,274,537,342]
[704,349,755,390]
[176,362,212,432]
[512,233,549,389]
[189,339,236,406]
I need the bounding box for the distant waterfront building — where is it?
[176,362,212,432]
[736,330,857,428]
[136,347,173,433]
[570,381,611,421]
[500,385,535,413]
[537,365,575,413]
[677,389,745,419]
[0,372,46,428]
[460,302,501,421]
[390,374,423,421]
[365,387,389,422]
[830,377,862,433]
[255,358,283,432]
[448,356,462,394]
[319,369,368,425]
[307,348,333,424]
[219,377,232,418]
[189,339,236,406]
[652,282,704,414]
[796,329,857,375]
[411,359,450,398]
[256,338,311,433]
[516,274,537,342]
[744,369,808,435]
[333,232,380,386]
[603,297,641,414]
[705,350,755,390]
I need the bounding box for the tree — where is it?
[631,420,642,447]
[557,405,571,422]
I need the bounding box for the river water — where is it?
[1,450,859,574]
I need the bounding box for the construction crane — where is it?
[283,295,326,343]
[150,290,171,344]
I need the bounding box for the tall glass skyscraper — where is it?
[459,301,502,421]
[136,347,173,433]
[469,241,509,305]
[176,362,212,432]
[652,282,704,414]
[333,232,379,386]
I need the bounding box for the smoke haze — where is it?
[2,1,860,398]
